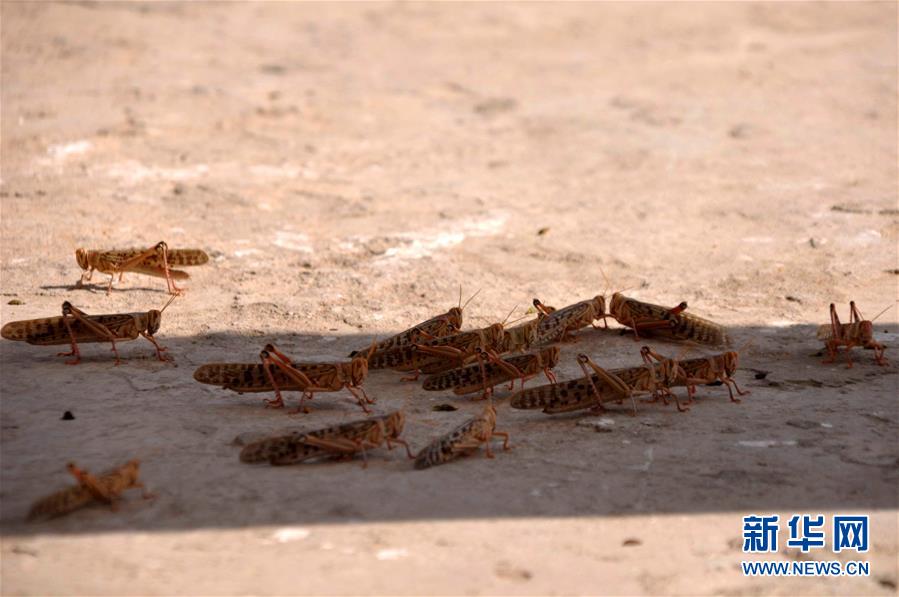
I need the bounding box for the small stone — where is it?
[61,411,75,420]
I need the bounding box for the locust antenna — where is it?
[461,288,481,312]
[600,265,611,298]
[870,301,897,323]
[160,294,177,313]
[501,304,519,327]
[505,313,530,327]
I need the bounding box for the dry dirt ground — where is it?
[1,2,897,595]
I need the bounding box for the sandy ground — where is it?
[1,2,897,595]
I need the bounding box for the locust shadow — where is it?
[0,322,896,536]
[39,283,171,294]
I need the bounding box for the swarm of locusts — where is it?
[2,241,891,521]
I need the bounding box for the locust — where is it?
[348,289,479,361]
[368,322,507,379]
[414,402,510,469]
[510,347,690,414]
[239,411,412,467]
[607,292,729,346]
[677,350,748,403]
[75,241,208,295]
[422,346,560,398]
[498,315,542,353]
[1,297,174,365]
[27,460,153,521]
[193,344,376,414]
[817,302,889,368]
[532,295,606,345]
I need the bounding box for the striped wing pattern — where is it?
[422,352,542,394]
[193,362,336,393]
[535,302,592,345]
[1,313,140,345]
[348,312,456,357]
[240,416,385,464]
[414,417,492,469]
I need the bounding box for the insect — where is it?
[422,346,560,398]
[1,297,174,365]
[498,315,542,353]
[532,295,606,345]
[510,347,688,414]
[414,403,510,469]
[240,411,412,467]
[27,459,153,521]
[817,302,889,368]
[677,351,748,403]
[194,343,376,414]
[369,322,507,379]
[607,293,729,346]
[348,289,479,360]
[75,241,208,295]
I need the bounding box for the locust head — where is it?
[75,248,90,270]
[533,298,556,316]
[446,307,463,333]
[857,320,875,343]
[590,295,607,319]
[146,310,162,335]
[722,351,739,376]
[384,411,406,438]
[608,292,626,319]
[349,355,369,385]
[542,345,561,368]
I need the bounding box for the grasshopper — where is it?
[368,322,507,379]
[348,289,479,361]
[422,346,560,398]
[371,305,537,380]
[414,402,510,469]
[1,297,174,365]
[27,460,153,521]
[607,293,729,346]
[532,295,606,345]
[498,315,542,353]
[75,241,208,295]
[194,344,376,414]
[240,411,412,467]
[678,351,748,403]
[510,347,689,414]
[817,302,889,368]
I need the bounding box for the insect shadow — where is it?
[0,322,896,536]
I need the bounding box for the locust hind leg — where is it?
[60,303,122,365]
[480,349,525,399]
[57,316,82,366]
[66,463,119,508]
[154,242,184,296]
[260,347,323,411]
[578,354,635,416]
